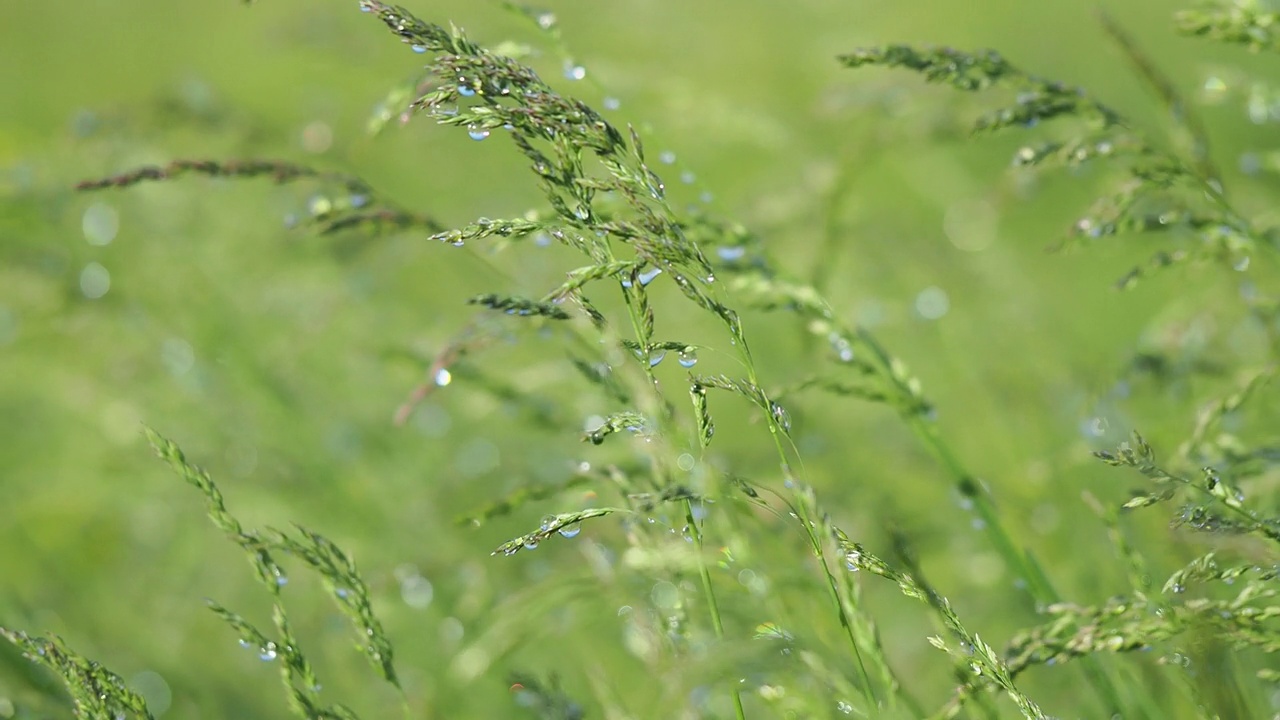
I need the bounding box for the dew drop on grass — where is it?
[563,62,586,80]
[603,97,620,110]
[336,588,350,599]
[540,514,557,531]
[434,368,452,386]
[648,350,666,368]
[523,538,539,550]
[837,701,853,715]
[770,402,791,433]
[638,267,662,286]
[659,150,676,165]
[468,126,490,141]
[458,85,476,97]
[558,524,581,538]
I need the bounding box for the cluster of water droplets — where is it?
[844,548,862,572]
[539,514,582,539]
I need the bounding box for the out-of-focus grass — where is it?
[1,0,1274,717]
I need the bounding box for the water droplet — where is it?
[915,286,949,320]
[80,262,110,299]
[82,202,119,246]
[336,588,350,599]
[536,12,556,29]
[563,63,586,81]
[411,45,427,54]
[238,639,252,649]
[468,126,490,141]
[540,514,557,531]
[677,349,698,368]
[837,701,853,715]
[659,150,676,165]
[308,195,332,216]
[434,368,452,386]
[770,402,791,433]
[638,267,662,286]
[558,524,581,538]
[400,574,434,609]
[259,644,278,662]
[716,246,746,261]
[648,350,666,368]
[680,170,695,184]
[1234,255,1251,271]
[360,4,373,12]
[523,538,540,550]
[275,574,289,587]
[349,194,369,208]
[458,85,476,97]
[603,97,621,110]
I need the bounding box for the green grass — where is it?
[2,0,1279,718]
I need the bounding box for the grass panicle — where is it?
[145,428,403,718]
[1176,0,1280,52]
[12,1,1280,718]
[0,629,154,720]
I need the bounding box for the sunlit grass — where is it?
[2,1,1279,718]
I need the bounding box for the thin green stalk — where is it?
[686,498,746,720]
[731,337,886,713]
[902,408,1131,717]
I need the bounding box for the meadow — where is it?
[2,1,1278,718]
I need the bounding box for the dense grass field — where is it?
[3,1,1279,718]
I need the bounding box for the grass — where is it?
[2,0,1279,718]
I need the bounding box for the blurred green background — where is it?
[3,0,1277,717]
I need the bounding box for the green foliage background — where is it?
[2,0,1277,717]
